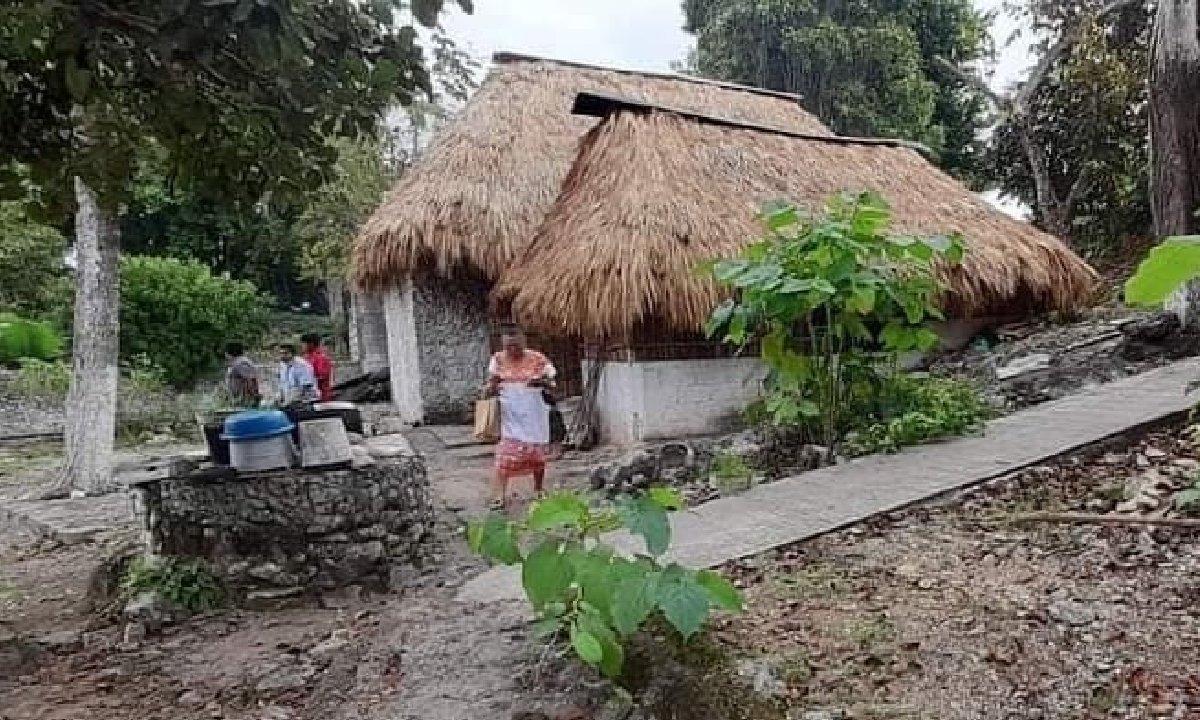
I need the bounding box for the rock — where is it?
[33,629,82,653]
[178,690,205,707]
[1048,600,1097,627]
[245,587,305,604]
[995,353,1052,380]
[0,624,38,675]
[259,707,295,720]
[1173,457,1200,472]
[309,629,352,658]
[121,621,147,649]
[1135,454,1152,469]
[350,446,375,468]
[1145,447,1168,459]
[735,657,786,698]
[255,667,310,693]
[248,563,300,587]
[1115,499,1140,514]
[123,591,174,633]
[658,442,694,470]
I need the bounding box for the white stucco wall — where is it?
[588,357,768,445]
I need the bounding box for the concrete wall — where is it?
[412,275,491,424]
[589,357,768,445]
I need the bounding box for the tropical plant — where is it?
[468,489,743,678]
[707,192,964,449]
[120,256,270,387]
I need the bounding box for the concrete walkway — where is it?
[457,358,1200,605]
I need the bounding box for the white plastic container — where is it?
[299,418,352,468]
[228,435,296,473]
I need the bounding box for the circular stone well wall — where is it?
[131,455,433,598]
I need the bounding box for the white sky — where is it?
[441,0,1038,92]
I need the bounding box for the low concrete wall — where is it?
[588,357,768,445]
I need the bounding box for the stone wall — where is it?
[413,274,491,424]
[131,456,433,598]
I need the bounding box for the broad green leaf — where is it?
[922,235,952,253]
[880,323,914,352]
[647,486,685,511]
[467,516,521,565]
[778,278,813,294]
[616,495,672,557]
[764,204,800,231]
[611,570,661,636]
[1125,236,1200,306]
[527,492,590,532]
[712,261,746,283]
[849,286,876,314]
[532,616,564,639]
[569,546,617,617]
[734,264,783,289]
[577,607,625,678]
[656,565,710,639]
[705,299,735,338]
[521,541,573,608]
[696,570,744,612]
[570,624,605,665]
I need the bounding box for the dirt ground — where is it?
[717,427,1200,719]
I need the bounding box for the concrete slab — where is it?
[456,358,1200,605]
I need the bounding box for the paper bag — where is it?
[473,397,500,443]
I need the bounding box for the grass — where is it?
[773,562,853,600]
[842,614,897,650]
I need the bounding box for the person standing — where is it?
[482,329,556,510]
[302,333,334,402]
[223,342,261,408]
[277,343,319,406]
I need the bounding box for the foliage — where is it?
[0,201,70,319]
[120,256,270,387]
[842,375,990,455]
[1175,478,1200,517]
[681,0,991,180]
[985,3,1150,252]
[710,452,755,493]
[122,556,225,613]
[296,138,398,282]
[1123,235,1200,307]
[0,313,63,364]
[707,192,963,448]
[468,489,743,678]
[9,358,70,398]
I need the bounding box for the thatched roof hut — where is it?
[351,53,834,291]
[497,93,1099,340]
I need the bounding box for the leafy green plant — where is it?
[1175,479,1200,517]
[0,313,63,363]
[120,256,270,387]
[9,358,70,399]
[842,376,990,455]
[468,489,743,678]
[1124,235,1200,307]
[710,451,755,493]
[122,556,226,613]
[707,192,964,449]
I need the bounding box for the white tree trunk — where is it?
[356,292,390,373]
[383,277,424,425]
[57,177,120,496]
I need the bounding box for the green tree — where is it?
[681,0,991,180]
[0,202,70,320]
[984,6,1150,252]
[0,0,471,494]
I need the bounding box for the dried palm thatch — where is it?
[351,53,832,291]
[497,93,1099,340]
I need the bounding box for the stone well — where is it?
[129,452,433,598]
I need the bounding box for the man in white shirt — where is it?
[276,343,318,405]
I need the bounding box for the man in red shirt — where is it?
[301,333,335,402]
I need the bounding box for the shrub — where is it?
[842,376,990,455]
[0,314,64,363]
[10,358,70,399]
[468,489,743,678]
[707,192,964,450]
[0,202,72,321]
[122,556,226,613]
[120,256,270,387]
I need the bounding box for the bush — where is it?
[842,376,991,455]
[0,314,64,363]
[0,202,72,321]
[9,358,71,399]
[122,556,226,613]
[708,192,965,450]
[120,256,270,387]
[469,489,743,678]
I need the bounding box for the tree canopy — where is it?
[681,0,991,180]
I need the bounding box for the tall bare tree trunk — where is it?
[56,177,121,496]
[325,277,348,357]
[1150,0,1200,325]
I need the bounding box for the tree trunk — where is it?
[56,177,121,496]
[1149,0,1200,326]
[325,277,349,357]
[1150,0,1200,236]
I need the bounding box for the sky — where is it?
[440,0,1038,93]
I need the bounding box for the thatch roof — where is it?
[496,93,1099,340]
[351,52,834,291]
